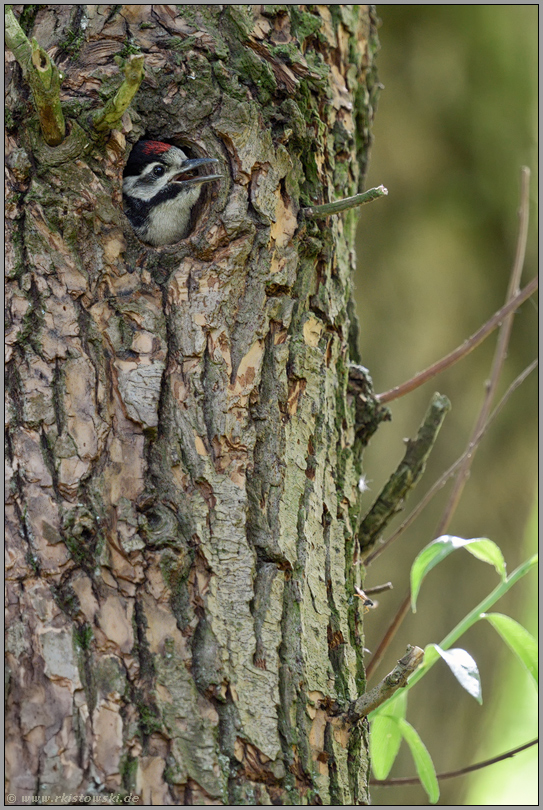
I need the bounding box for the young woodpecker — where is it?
[122,140,221,246]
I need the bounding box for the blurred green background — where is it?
[354,5,538,805]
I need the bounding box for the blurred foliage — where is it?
[464,497,538,805]
[354,5,537,805]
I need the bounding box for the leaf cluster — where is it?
[370,538,537,803]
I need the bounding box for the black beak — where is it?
[171,158,222,187]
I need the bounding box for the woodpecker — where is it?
[122,140,221,246]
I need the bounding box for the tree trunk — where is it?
[5,5,380,805]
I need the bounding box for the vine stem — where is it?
[368,553,537,713]
[370,738,538,786]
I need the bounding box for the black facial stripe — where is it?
[150,184,193,203]
[123,195,151,229]
[123,183,194,225]
[133,162,168,183]
[124,157,168,178]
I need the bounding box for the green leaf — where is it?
[464,538,506,579]
[370,715,403,779]
[411,535,506,611]
[370,555,538,720]
[482,612,538,686]
[428,644,482,703]
[370,692,407,779]
[398,718,439,804]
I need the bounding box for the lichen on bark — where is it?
[5,5,381,805]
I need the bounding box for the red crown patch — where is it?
[140,141,172,156]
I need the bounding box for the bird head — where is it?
[122,140,221,245]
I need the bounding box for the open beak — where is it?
[171,158,222,187]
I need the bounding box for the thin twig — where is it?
[370,738,538,786]
[358,393,451,557]
[303,185,388,218]
[364,582,394,595]
[364,358,538,567]
[435,167,531,535]
[365,593,411,681]
[377,275,537,405]
[346,646,424,722]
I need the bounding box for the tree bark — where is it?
[5,5,380,805]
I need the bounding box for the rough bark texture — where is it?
[5,5,380,805]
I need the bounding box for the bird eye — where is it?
[153,166,165,177]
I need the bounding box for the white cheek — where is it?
[123,175,164,201]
